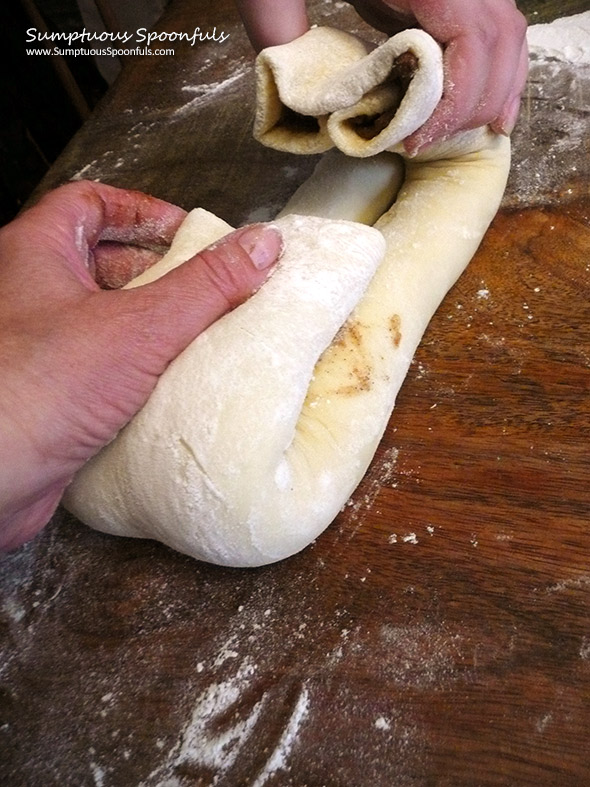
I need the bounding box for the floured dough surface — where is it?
[64,27,511,566]
[255,26,492,160]
[256,26,443,157]
[64,214,389,565]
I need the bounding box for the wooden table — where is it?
[1,1,589,784]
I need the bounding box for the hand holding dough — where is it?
[64,28,511,566]
[254,27,445,156]
[64,214,388,565]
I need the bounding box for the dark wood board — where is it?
[1,1,589,785]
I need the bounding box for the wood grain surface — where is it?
[1,1,589,785]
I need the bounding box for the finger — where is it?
[403,0,527,152]
[92,242,167,289]
[6,224,283,467]
[454,13,528,133]
[111,222,283,373]
[61,180,187,250]
[406,34,491,153]
[3,181,186,297]
[492,40,529,136]
[236,0,308,50]
[1,181,187,289]
[406,24,527,151]
[0,486,63,553]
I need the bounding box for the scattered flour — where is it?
[544,575,590,594]
[390,524,436,545]
[172,67,250,117]
[90,761,108,787]
[507,18,589,208]
[527,12,590,65]
[345,446,400,521]
[140,657,264,786]
[71,159,99,181]
[251,686,310,786]
[535,713,553,734]
[2,596,26,624]
[374,716,392,731]
[138,620,311,787]
[174,659,262,775]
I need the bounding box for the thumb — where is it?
[235,0,309,50]
[116,222,283,366]
[13,222,283,466]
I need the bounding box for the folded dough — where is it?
[63,28,511,566]
[63,213,394,565]
[255,27,445,157]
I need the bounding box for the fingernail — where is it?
[404,139,421,158]
[498,96,521,137]
[237,224,283,270]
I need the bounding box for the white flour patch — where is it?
[390,524,435,545]
[141,658,263,785]
[379,622,465,688]
[90,761,108,787]
[212,634,241,667]
[251,686,310,786]
[2,596,26,624]
[527,12,590,65]
[535,713,553,733]
[70,147,136,182]
[71,159,100,181]
[375,716,392,731]
[174,659,262,774]
[507,51,589,207]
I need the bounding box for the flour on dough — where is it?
[64,27,511,567]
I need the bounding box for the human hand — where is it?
[0,181,281,551]
[350,0,528,152]
[236,0,528,153]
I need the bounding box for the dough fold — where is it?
[64,214,390,566]
[64,28,511,566]
[255,27,445,157]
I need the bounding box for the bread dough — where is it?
[255,27,445,157]
[63,28,511,566]
[63,214,390,565]
[276,149,405,224]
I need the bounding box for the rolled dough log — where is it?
[63,28,511,566]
